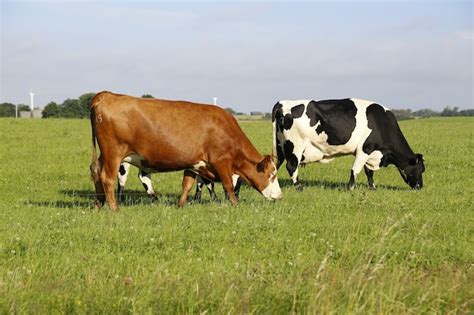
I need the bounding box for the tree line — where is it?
[391,107,474,120]
[0,93,472,119]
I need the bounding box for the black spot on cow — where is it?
[276,142,285,170]
[142,183,149,192]
[362,103,412,165]
[119,165,126,176]
[283,140,298,176]
[291,104,305,118]
[283,114,293,130]
[306,99,357,145]
[362,103,387,155]
[272,102,283,122]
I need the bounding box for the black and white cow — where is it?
[272,98,425,190]
[117,162,242,202]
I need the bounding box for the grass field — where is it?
[0,117,473,313]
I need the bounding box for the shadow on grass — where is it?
[279,178,407,191]
[24,189,218,209]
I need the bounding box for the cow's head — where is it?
[256,155,282,200]
[399,153,425,189]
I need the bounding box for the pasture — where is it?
[0,117,472,313]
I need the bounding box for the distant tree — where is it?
[225,107,236,115]
[17,104,30,112]
[264,112,272,120]
[61,99,81,118]
[78,93,96,118]
[0,103,15,117]
[42,102,60,118]
[391,109,413,121]
[142,94,154,98]
[412,108,440,118]
[459,109,474,116]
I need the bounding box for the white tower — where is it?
[213,97,217,106]
[30,91,34,111]
[29,92,35,118]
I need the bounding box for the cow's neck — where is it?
[235,158,265,192]
[383,138,416,168]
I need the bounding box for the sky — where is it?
[1,0,472,112]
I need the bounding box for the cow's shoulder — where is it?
[274,100,312,130]
[279,100,311,117]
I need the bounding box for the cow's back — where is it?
[91,91,250,170]
[275,98,389,159]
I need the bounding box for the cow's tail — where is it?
[271,102,284,169]
[89,93,103,183]
[272,115,278,160]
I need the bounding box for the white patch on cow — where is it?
[279,100,312,111]
[232,174,240,187]
[301,144,324,164]
[123,154,141,165]
[193,160,206,170]
[365,150,383,171]
[118,162,131,186]
[351,98,389,111]
[122,153,156,173]
[351,149,370,176]
[261,163,282,200]
[138,171,156,195]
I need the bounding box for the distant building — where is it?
[19,108,42,119]
[250,111,263,116]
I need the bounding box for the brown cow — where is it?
[89,91,282,211]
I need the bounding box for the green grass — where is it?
[0,117,473,313]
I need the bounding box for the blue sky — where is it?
[1,1,472,112]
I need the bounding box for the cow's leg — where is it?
[138,170,157,200]
[100,157,122,212]
[364,166,376,190]
[195,176,217,201]
[91,156,105,209]
[117,162,131,203]
[233,175,242,199]
[284,140,304,191]
[203,178,218,201]
[193,176,204,202]
[214,162,237,206]
[178,170,197,207]
[348,151,369,190]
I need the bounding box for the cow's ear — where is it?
[416,154,424,163]
[409,154,424,165]
[257,155,272,172]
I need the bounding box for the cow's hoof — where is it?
[296,184,304,192]
[368,185,376,190]
[347,184,356,191]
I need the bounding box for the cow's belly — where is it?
[123,154,216,179]
[300,143,324,164]
[295,122,360,157]
[123,154,157,173]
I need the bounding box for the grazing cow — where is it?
[117,162,242,202]
[272,98,425,190]
[90,91,281,211]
